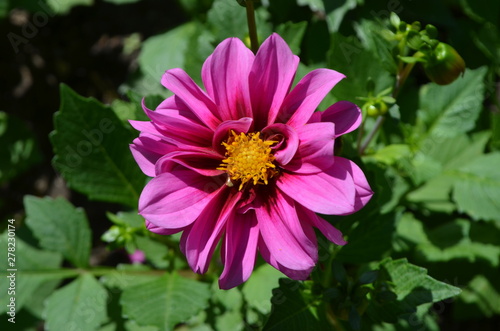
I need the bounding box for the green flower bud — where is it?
[364,101,388,117]
[423,42,465,85]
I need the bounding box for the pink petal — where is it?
[143,100,213,147]
[181,190,243,274]
[155,96,201,123]
[155,149,224,177]
[285,122,336,173]
[130,135,176,177]
[146,220,184,235]
[258,237,313,280]
[212,117,253,154]
[219,210,259,289]
[279,69,345,128]
[334,157,373,211]
[162,68,221,130]
[139,168,224,229]
[202,38,254,121]
[276,166,356,215]
[249,33,300,128]
[262,123,299,166]
[254,191,316,271]
[296,205,346,245]
[320,101,362,137]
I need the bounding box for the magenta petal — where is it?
[155,150,224,177]
[277,166,356,215]
[262,123,299,166]
[212,117,253,154]
[334,157,373,211]
[139,168,223,229]
[219,211,259,289]
[203,38,254,121]
[297,205,346,246]
[143,100,213,147]
[130,135,176,177]
[279,69,345,128]
[146,220,184,235]
[320,101,362,137]
[258,237,313,280]
[249,33,300,128]
[181,189,242,274]
[285,122,336,173]
[254,192,316,271]
[162,68,221,130]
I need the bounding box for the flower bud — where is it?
[364,101,388,117]
[423,42,465,85]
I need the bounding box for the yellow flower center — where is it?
[218,131,277,190]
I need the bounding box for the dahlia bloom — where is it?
[130,33,372,289]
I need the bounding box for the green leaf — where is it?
[24,195,91,267]
[328,33,395,103]
[103,0,140,4]
[242,264,284,314]
[336,211,399,263]
[100,264,160,290]
[323,0,358,33]
[366,144,411,166]
[138,22,202,87]
[264,280,328,330]
[455,274,500,318]
[421,219,500,266]
[50,84,144,207]
[0,232,63,315]
[0,111,42,183]
[368,258,461,323]
[450,152,500,222]
[46,0,93,14]
[276,21,308,55]
[121,272,211,330]
[44,273,108,331]
[417,66,488,139]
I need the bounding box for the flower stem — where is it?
[358,52,421,155]
[244,0,259,53]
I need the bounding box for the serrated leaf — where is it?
[0,111,42,183]
[369,258,461,323]
[50,84,144,207]
[24,195,91,267]
[121,272,211,330]
[0,233,63,315]
[264,280,327,331]
[100,264,159,290]
[44,273,108,331]
[450,152,500,221]
[417,66,488,139]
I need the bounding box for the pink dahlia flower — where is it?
[130,33,372,289]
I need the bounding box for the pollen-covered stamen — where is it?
[218,131,277,190]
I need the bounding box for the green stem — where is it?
[244,0,259,53]
[358,52,422,155]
